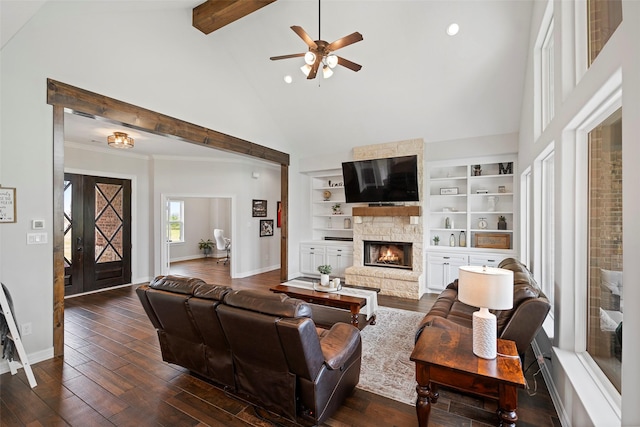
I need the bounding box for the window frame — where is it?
[167,199,185,244]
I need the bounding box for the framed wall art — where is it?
[260,219,274,237]
[0,186,17,223]
[252,199,267,217]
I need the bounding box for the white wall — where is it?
[517,0,640,425]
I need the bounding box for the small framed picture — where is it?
[498,185,507,193]
[440,187,458,195]
[260,219,274,237]
[252,199,267,217]
[0,186,17,223]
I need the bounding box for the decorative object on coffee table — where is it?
[498,215,507,230]
[318,264,332,285]
[458,265,514,359]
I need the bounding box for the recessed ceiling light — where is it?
[447,23,460,36]
[284,75,293,84]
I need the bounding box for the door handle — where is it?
[76,237,83,252]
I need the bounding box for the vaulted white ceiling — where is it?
[1,0,533,160]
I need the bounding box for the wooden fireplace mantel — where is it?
[352,206,421,217]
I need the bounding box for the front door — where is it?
[64,173,132,296]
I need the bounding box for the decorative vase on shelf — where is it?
[498,216,507,230]
[449,233,456,247]
[487,196,499,212]
[459,231,466,247]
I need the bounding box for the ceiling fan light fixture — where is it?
[322,65,333,79]
[107,132,134,149]
[304,51,316,65]
[326,54,338,68]
[300,64,312,77]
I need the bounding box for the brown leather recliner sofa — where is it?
[136,275,361,424]
[415,258,550,361]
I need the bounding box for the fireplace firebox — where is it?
[363,241,413,270]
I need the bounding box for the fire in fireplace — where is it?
[363,241,413,270]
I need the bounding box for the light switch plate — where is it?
[32,219,45,229]
[27,232,48,245]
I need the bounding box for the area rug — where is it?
[356,306,425,405]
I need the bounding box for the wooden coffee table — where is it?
[410,326,526,426]
[270,284,375,328]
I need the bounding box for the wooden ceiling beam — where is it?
[193,0,277,35]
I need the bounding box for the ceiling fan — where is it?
[270,1,363,80]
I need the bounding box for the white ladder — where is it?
[0,285,37,388]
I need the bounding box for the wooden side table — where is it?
[410,326,526,426]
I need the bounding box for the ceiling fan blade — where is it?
[307,56,322,79]
[337,56,362,72]
[291,26,318,49]
[270,53,305,61]
[327,32,363,52]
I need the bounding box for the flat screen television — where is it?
[341,155,419,204]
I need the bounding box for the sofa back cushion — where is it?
[217,290,311,420]
[495,258,542,332]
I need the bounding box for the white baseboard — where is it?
[532,339,570,427]
[235,264,280,278]
[0,347,54,375]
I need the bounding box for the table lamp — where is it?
[458,265,514,359]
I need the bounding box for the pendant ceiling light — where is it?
[270,0,363,80]
[107,132,134,149]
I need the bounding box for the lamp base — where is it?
[472,308,497,359]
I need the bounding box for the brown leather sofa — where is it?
[416,258,550,361]
[136,275,361,424]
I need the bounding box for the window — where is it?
[168,200,185,243]
[540,149,555,316]
[535,0,554,135]
[541,18,554,128]
[520,167,532,269]
[587,108,622,392]
[587,0,622,66]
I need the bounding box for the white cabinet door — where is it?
[300,245,326,275]
[428,253,467,290]
[469,254,502,268]
[326,246,354,278]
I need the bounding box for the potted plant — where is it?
[317,264,332,286]
[198,239,214,256]
[497,216,507,230]
[331,203,342,215]
[433,235,440,246]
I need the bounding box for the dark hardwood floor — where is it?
[0,258,560,426]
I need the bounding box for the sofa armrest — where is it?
[319,323,361,370]
[500,297,551,355]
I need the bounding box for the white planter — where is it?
[320,274,330,286]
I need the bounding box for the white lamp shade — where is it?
[458,266,513,310]
[322,65,333,79]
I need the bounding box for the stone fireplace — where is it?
[344,138,426,300]
[364,241,413,270]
